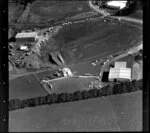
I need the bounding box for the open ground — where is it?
[9,90,142,132]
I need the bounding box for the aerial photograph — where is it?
[8,0,143,132]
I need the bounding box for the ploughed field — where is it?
[46,19,142,65]
[9,91,142,132]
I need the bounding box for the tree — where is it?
[34,97,40,105]
[9,99,21,110]
[96,88,102,97]
[120,82,128,93]
[39,96,47,105]
[51,94,58,103]
[46,94,53,104]
[88,89,95,98]
[66,93,74,102]
[93,88,98,97]
[58,93,67,102]
[113,83,121,94]
[73,91,82,100]
[82,91,90,99]
[28,98,36,107]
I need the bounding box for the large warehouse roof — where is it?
[109,68,131,80]
[16,32,37,38]
[106,1,127,9]
[115,62,127,68]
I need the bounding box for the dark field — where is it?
[48,19,142,64]
[9,91,142,132]
[9,75,48,100]
[128,10,143,19]
[27,0,95,24]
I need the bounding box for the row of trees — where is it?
[9,79,142,111]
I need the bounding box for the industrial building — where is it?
[106,1,127,10]
[15,32,38,42]
[108,61,131,82]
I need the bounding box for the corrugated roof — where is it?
[109,68,131,80]
[16,32,37,38]
[115,62,127,68]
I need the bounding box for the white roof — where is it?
[16,32,37,38]
[109,68,131,80]
[115,62,127,68]
[107,1,127,9]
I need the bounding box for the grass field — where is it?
[45,76,99,94]
[46,19,142,64]
[26,0,96,24]
[9,74,48,100]
[9,91,142,132]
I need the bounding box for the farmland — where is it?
[9,90,142,132]
[9,74,48,100]
[21,0,98,24]
[46,19,142,65]
[44,76,100,94]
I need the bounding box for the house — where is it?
[106,1,127,10]
[16,32,38,42]
[108,61,131,82]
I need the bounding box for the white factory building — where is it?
[108,61,131,82]
[106,1,127,10]
[15,32,38,42]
